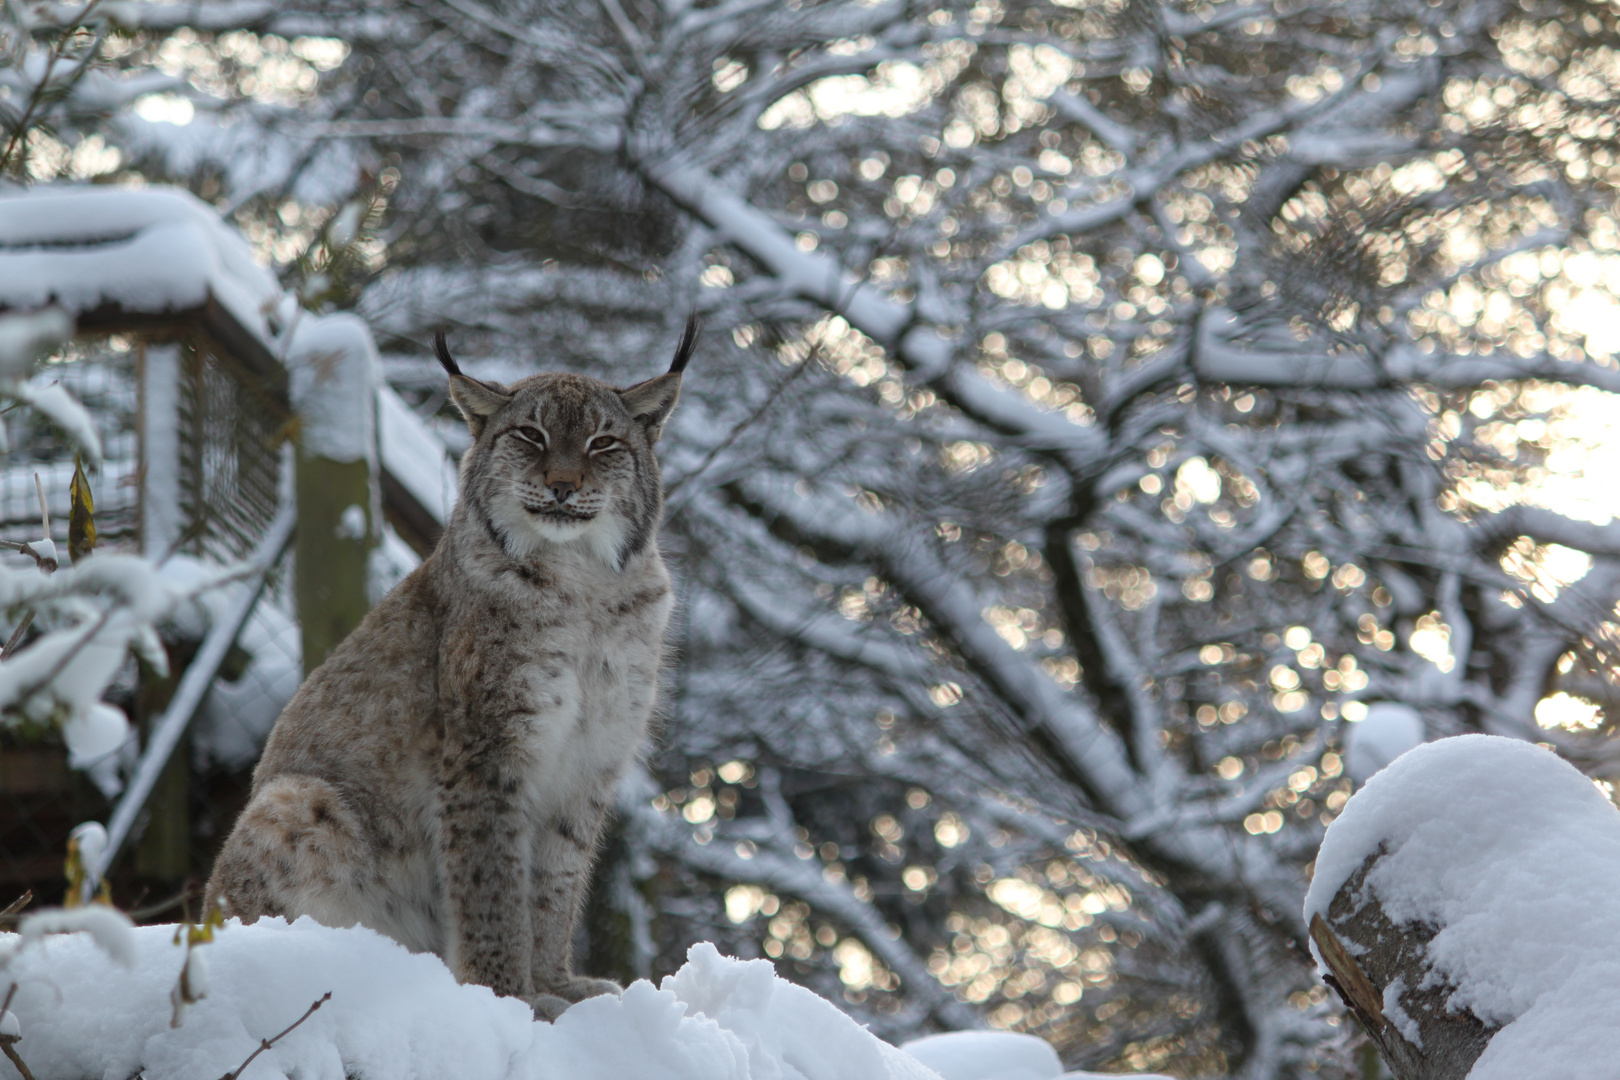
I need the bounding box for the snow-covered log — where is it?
[1308,859,1495,1080]
[1305,736,1620,1080]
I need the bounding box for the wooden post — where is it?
[133,341,191,884]
[287,315,380,673]
[294,455,374,670]
[132,642,197,883]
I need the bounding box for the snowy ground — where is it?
[0,917,1160,1080]
[1306,734,1620,1079]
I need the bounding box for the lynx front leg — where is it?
[527,797,620,1020]
[438,743,535,1000]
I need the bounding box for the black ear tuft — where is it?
[434,331,461,377]
[668,311,700,375]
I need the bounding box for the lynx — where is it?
[206,317,696,1019]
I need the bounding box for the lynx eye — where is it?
[589,435,622,453]
[513,425,546,448]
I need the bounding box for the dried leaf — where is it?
[68,454,95,564]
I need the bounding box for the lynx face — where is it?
[446,355,686,569]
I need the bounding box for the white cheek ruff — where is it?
[581,512,630,568]
[488,490,631,568]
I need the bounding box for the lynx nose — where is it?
[549,478,578,503]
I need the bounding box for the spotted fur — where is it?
[207,319,693,1019]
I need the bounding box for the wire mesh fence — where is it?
[0,328,297,912]
[178,341,287,566]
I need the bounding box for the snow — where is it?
[899,1032,1169,1080]
[0,903,1171,1080]
[61,702,131,768]
[328,201,364,247]
[0,308,73,377]
[335,503,367,540]
[14,906,137,971]
[662,943,937,1080]
[0,183,457,793]
[652,161,1102,468]
[1380,977,1420,1048]
[0,186,283,350]
[9,377,102,463]
[903,1033,1060,1080]
[25,537,55,570]
[140,342,183,560]
[0,542,253,805]
[67,823,108,877]
[1342,702,1425,783]
[369,522,424,603]
[1,919,943,1080]
[286,311,379,466]
[0,542,223,783]
[180,944,210,1001]
[96,505,297,884]
[378,382,458,523]
[185,576,300,773]
[1304,734,1620,1079]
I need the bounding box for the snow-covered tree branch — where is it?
[38,0,1620,1075]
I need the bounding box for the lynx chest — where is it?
[501,566,673,811]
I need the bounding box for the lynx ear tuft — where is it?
[667,311,700,375]
[435,332,511,435]
[617,317,697,443]
[448,375,512,437]
[616,315,697,443]
[433,331,461,377]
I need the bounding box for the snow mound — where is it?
[1304,734,1620,1079]
[3,918,938,1080]
[1341,701,1424,783]
[901,1031,1170,1080]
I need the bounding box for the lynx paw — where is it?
[529,976,624,1020]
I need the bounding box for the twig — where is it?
[0,541,57,571]
[0,0,105,177]
[662,213,908,505]
[0,475,59,659]
[216,992,331,1080]
[126,882,198,921]
[22,604,112,692]
[663,277,872,504]
[0,891,32,926]
[0,612,34,662]
[662,337,819,503]
[0,1038,35,1080]
[0,982,34,1080]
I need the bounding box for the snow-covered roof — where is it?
[0,185,282,351]
[380,383,458,527]
[0,183,459,550]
